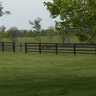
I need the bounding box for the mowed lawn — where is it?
[0,52,96,96]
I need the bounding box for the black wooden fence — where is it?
[25,43,96,55]
[0,42,96,55]
[0,42,15,52]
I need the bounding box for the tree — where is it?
[47,26,55,43]
[0,25,6,41]
[40,29,47,36]
[55,21,70,43]
[0,2,10,41]
[0,25,6,32]
[44,0,96,43]
[0,2,10,16]
[27,30,35,37]
[29,17,42,42]
[7,27,18,42]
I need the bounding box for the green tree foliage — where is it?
[0,2,10,41]
[0,2,10,16]
[40,29,47,36]
[47,26,56,43]
[29,17,42,42]
[0,25,6,32]
[7,27,18,42]
[44,0,96,43]
[0,26,6,41]
[27,30,35,37]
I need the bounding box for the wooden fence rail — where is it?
[0,42,96,55]
[0,42,15,52]
[25,43,96,55]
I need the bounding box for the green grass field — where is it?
[0,35,80,43]
[0,52,96,96]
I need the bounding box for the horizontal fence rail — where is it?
[0,42,15,52]
[0,42,96,55]
[25,43,96,55]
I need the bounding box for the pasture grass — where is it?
[0,52,96,96]
[1,35,80,43]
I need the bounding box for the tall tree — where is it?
[44,0,96,43]
[29,17,42,42]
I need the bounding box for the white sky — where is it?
[0,0,57,30]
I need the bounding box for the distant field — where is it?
[0,52,96,96]
[0,35,80,43]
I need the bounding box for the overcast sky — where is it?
[0,0,58,30]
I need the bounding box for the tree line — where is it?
[0,0,96,43]
[0,25,57,42]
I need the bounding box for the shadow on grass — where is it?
[0,74,96,96]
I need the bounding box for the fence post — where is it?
[25,43,27,53]
[2,42,4,52]
[74,44,76,56]
[95,44,96,54]
[13,42,15,52]
[20,43,22,52]
[39,43,41,54]
[55,43,58,55]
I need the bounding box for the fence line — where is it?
[0,42,15,52]
[25,43,96,55]
[0,42,96,55]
